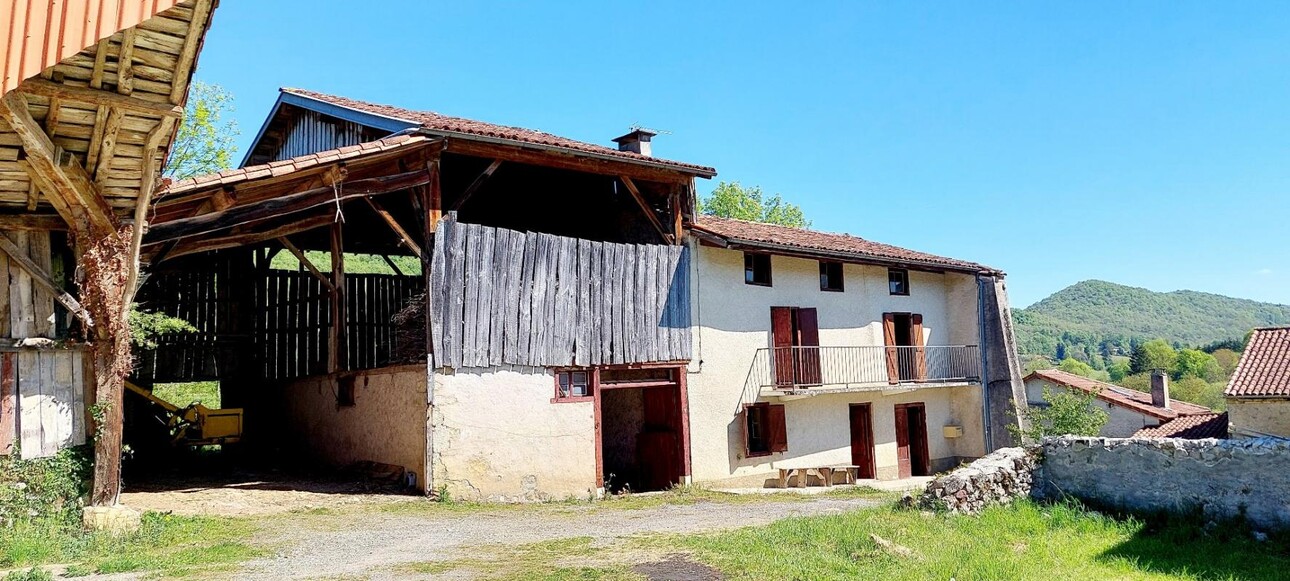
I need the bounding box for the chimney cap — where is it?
[612,128,657,144]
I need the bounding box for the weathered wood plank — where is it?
[487,229,510,366]
[623,245,639,363]
[678,245,693,360]
[461,223,481,367]
[51,352,74,450]
[447,217,467,368]
[610,243,625,365]
[529,234,552,366]
[17,351,41,459]
[0,250,10,338]
[429,216,450,361]
[574,239,591,367]
[552,236,575,366]
[644,244,659,361]
[474,226,496,367]
[515,232,538,366]
[501,230,525,364]
[0,353,15,454]
[71,349,85,445]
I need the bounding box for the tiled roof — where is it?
[691,215,999,274]
[160,134,431,197]
[1024,369,1214,421]
[280,88,717,177]
[1225,327,1290,398]
[1133,413,1229,439]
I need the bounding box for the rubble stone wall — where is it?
[917,447,1040,513]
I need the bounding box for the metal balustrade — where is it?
[746,345,981,391]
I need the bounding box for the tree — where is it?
[1057,357,1095,377]
[165,81,239,180]
[1107,361,1131,382]
[1130,339,1177,375]
[699,181,809,227]
[1211,348,1241,377]
[1014,387,1109,440]
[1173,349,1223,382]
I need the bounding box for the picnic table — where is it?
[777,464,859,488]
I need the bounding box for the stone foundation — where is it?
[916,447,1038,513]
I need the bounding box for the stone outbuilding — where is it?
[1225,326,1290,439]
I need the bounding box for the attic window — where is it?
[745,253,772,286]
[820,261,843,292]
[888,268,909,296]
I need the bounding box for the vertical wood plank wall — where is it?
[0,348,90,459]
[430,214,692,368]
[1,231,59,339]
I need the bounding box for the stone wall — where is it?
[1036,437,1290,530]
[917,447,1039,513]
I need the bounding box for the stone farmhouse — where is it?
[1024,369,1227,439]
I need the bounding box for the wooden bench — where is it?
[777,465,860,488]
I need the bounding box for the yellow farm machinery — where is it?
[125,381,243,447]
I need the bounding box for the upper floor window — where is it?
[888,268,909,296]
[819,261,844,292]
[744,252,772,286]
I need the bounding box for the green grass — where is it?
[671,500,1290,580]
[151,381,221,408]
[0,512,262,578]
[271,250,420,276]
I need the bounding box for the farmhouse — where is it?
[1224,326,1290,438]
[1024,369,1226,439]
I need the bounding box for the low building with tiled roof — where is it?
[1024,369,1222,438]
[1224,326,1290,438]
[1134,413,1229,439]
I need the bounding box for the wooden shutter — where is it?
[894,404,912,479]
[794,308,822,385]
[771,307,795,387]
[767,404,788,453]
[739,405,751,456]
[911,314,927,381]
[882,313,899,384]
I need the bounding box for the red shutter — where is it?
[767,404,788,453]
[794,308,822,385]
[739,405,751,456]
[771,307,795,387]
[911,314,927,380]
[882,313,899,384]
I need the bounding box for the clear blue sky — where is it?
[193,1,1290,307]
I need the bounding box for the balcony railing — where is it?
[747,345,981,391]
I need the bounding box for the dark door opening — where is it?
[883,313,927,383]
[894,403,931,478]
[599,368,686,493]
[848,403,876,479]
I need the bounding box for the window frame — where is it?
[744,252,773,287]
[819,261,844,292]
[552,368,597,403]
[742,402,788,457]
[888,268,910,296]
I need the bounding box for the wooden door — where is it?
[771,307,795,387]
[894,403,912,478]
[882,313,899,384]
[794,308,822,385]
[908,403,930,476]
[911,314,928,381]
[849,404,876,479]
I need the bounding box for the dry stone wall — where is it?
[917,447,1040,513]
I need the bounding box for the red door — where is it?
[849,404,876,479]
[894,403,930,478]
[771,307,795,387]
[894,403,912,479]
[794,308,821,385]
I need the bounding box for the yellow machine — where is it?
[125,381,243,446]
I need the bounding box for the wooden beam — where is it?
[450,159,502,212]
[44,97,61,136]
[444,138,700,184]
[277,235,336,292]
[169,0,214,104]
[426,155,442,232]
[0,214,66,231]
[0,234,91,325]
[381,254,405,276]
[122,118,175,312]
[0,92,116,235]
[92,109,124,183]
[364,197,422,258]
[84,106,109,174]
[17,79,182,118]
[89,40,109,90]
[620,176,671,244]
[671,188,683,245]
[145,169,432,244]
[156,214,334,262]
[117,29,137,96]
[328,222,347,373]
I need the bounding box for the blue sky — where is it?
[193,1,1290,307]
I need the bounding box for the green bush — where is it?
[0,446,91,529]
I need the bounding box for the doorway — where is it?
[894,402,930,478]
[848,403,876,479]
[882,313,927,383]
[771,307,821,387]
[598,367,687,493]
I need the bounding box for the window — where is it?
[554,369,593,401]
[744,252,772,286]
[337,376,357,407]
[742,402,787,457]
[888,268,909,295]
[819,261,844,292]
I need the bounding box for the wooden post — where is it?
[423,150,442,356]
[671,187,684,245]
[329,222,347,373]
[426,155,443,233]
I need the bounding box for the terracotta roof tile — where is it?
[1025,369,1214,421]
[280,88,716,177]
[1134,413,1229,439]
[1225,327,1290,398]
[691,215,998,274]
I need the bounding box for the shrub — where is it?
[0,446,92,529]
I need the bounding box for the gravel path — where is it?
[238,496,881,580]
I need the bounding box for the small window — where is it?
[744,252,772,286]
[819,261,844,292]
[554,370,593,400]
[888,268,909,296]
[743,402,787,457]
[337,376,357,407]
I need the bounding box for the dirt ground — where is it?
[120,475,420,517]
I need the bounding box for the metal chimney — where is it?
[612,128,657,157]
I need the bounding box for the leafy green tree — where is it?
[1169,377,1226,411]
[1130,339,1177,375]
[1107,361,1131,382]
[1014,387,1110,440]
[1173,349,1223,382]
[1211,348,1241,377]
[128,307,196,349]
[699,181,809,227]
[1057,357,1095,377]
[1023,356,1055,375]
[165,81,240,180]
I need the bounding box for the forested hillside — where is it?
[1015,280,1290,359]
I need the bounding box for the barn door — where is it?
[771,307,795,387]
[883,314,899,384]
[849,403,875,479]
[794,308,821,385]
[894,403,912,479]
[911,314,927,381]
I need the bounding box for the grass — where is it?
[151,381,221,408]
[0,512,262,578]
[271,250,420,276]
[671,500,1290,580]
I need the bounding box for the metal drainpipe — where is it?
[976,274,993,452]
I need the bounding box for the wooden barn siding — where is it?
[0,348,90,459]
[273,110,379,162]
[0,230,58,340]
[430,215,691,369]
[134,252,243,383]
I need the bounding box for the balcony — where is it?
[747,345,982,394]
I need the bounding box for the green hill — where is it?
[1014,280,1290,358]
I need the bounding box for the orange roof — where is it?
[691,215,999,274]
[1225,327,1290,398]
[1133,413,1228,439]
[1025,369,1214,421]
